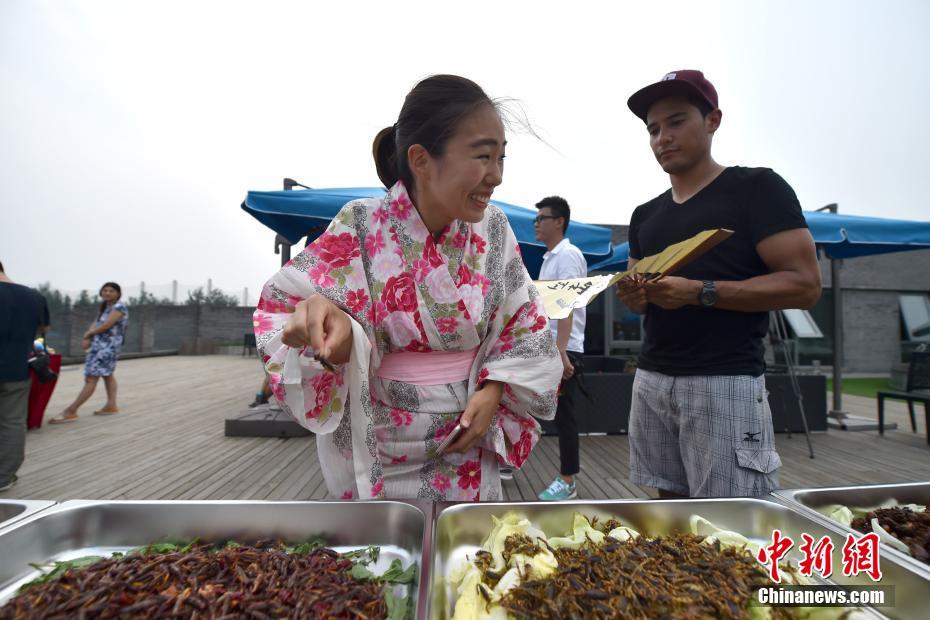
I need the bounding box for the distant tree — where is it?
[35,283,71,313]
[74,289,95,307]
[185,286,238,307]
[129,291,172,306]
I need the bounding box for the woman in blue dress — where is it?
[50,282,129,423]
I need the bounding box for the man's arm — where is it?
[644,228,822,311]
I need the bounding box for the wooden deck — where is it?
[5,355,929,502]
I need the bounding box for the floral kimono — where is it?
[254,181,561,500]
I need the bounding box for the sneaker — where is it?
[0,475,18,492]
[499,467,514,480]
[248,393,270,408]
[537,477,577,501]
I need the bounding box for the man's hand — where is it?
[282,294,353,364]
[443,381,504,454]
[560,350,575,380]
[644,277,703,310]
[615,279,648,314]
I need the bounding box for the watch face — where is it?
[700,286,718,306]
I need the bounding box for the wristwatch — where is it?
[699,280,718,307]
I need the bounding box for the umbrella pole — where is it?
[829,257,848,421]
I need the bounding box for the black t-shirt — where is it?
[0,282,50,382]
[628,166,808,376]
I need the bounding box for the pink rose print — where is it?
[425,269,460,304]
[268,373,285,401]
[508,430,533,467]
[345,289,369,315]
[257,296,287,314]
[372,206,389,225]
[389,226,401,247]
[404,312,430,352]
[477,367,490,386]
[456,263,472,286]
[457,460,482,490]
[411,258,432,284]
[495,333,515,354]
[311,232,360,268]
[451,230,468,249]
[366,300,388,325]
[470,232,487,254]
[434,419,459,443]
[423,238,445,267]
[457,299,472,321]
[436,316,459,334]
[252,312,274,334]
[341,490,354,499]
[364,229,385,257]
[531,315,548,332]
[306,371,343,419]
[431,472,451,494]
[390,193,414,219]
[471,273,491,296]
[391,455,408,465]
[390,407,413,427]
[371,480,384,497]
[504,383,519,403]
[384,311,421,348]
[308,263,336,287]
[381,273,418,313]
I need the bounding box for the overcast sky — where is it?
[2,0,928,301]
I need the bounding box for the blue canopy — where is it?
[242,187,615,278]
[588,211,930,272]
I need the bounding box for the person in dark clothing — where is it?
[617,70,821,498]
[0,261,50,492]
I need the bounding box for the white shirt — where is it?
[539,237,587,353]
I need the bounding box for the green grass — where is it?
[826,377,892,399]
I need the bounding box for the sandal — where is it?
[93,408,120,415]
[49,413,79,424]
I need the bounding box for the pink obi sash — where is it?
[376,348,479,386]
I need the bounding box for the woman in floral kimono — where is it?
[255,75,562,500]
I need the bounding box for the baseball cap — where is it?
[627,70,719,123]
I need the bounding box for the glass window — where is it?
[796,290,834,366]
[610,293,643,343]
[782,309,823,338]
[900,294,930,341]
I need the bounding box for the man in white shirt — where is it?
[534,196,587,500]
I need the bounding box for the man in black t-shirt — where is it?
[617,71,822,498]
[0,261,50,492]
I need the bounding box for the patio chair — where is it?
[242,333,257,357]
[878,351,930,444]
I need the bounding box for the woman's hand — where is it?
[282,294,353,364]
[443,381,504,454]
[81,337,91,351]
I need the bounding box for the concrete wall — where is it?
[842,290,903,373]
[47,305,254,356]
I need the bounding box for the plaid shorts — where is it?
[629,368,782,498]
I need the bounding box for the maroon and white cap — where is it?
[627,70,719,123]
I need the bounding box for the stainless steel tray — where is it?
[0,500,427,616]
[775,483,930,580]
[0,499,55,533]
[430,499,928,619]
